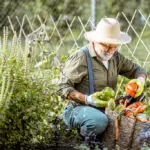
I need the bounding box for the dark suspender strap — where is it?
[81,47,94,94]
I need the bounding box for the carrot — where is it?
[125,111,135,118]
[123,100,128,108]
[135,105,146,114]
[127,102,143,109]
[125,102,146,119]
[115,119,119,140]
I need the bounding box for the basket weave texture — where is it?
[102,108,148,150]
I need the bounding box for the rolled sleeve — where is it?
[56,50,87,99]
[117,52,147,79]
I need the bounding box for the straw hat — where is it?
[84,18,131,44]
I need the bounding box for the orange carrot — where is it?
[125,102,146,119]
[115,119,119,140]
[135,105,146,114]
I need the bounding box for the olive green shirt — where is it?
[56,44,147,104]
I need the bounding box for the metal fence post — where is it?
[91,0,96,30]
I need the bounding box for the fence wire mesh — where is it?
[4,10,150,79]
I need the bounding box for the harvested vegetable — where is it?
[115,104,124,113]
[91,87,115,108]
[125,102,146,119]
[92,87,115,101]
[108,98,116,110]
[95,100,108,108]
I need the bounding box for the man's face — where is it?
[94,42,118,61]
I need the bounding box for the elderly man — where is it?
[56,18,147,148]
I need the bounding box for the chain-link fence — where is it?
[4,10,150,75]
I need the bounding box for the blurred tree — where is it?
[96,0,149,37]
[0,0,85,34]
[0,0,149,38]
[23,0,84,21]
[0,0,25,30]
[140,0,150,15]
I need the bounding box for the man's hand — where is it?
[125,79,144,98]
[85,94,108,108]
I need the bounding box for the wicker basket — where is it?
[102,108,148,150]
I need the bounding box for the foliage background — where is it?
[0,0,150,148]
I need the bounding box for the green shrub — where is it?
[0,29,79,147]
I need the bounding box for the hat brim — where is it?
[84,31,132,44]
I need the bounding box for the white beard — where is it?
[99,52,114,61]
[94,44,116,61]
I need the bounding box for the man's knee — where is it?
[80,110,108,136]
[95,113,108,134]
[63,105,108,136]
